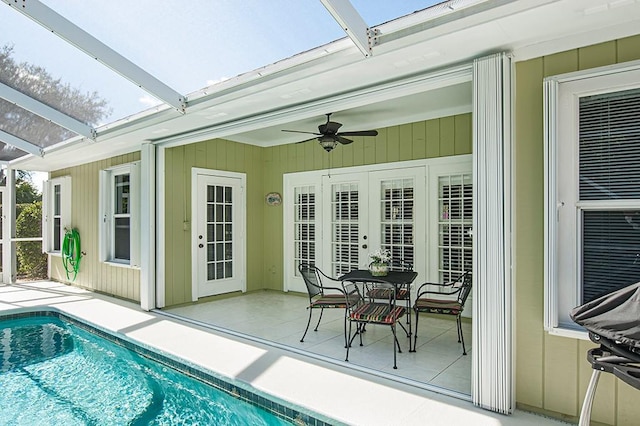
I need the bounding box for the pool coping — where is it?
[0,282,571,426]
[0,308,338,426]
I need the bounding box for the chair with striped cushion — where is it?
[365,259,414,336]
[412,271,472,355]
[343,281,406,369]
[299,263,359,346]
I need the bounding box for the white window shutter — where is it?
[98,170,108,262]
[41,180,50,253]
[61,176,72,232]
[129,162,141,267]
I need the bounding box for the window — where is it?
[293,185,316,275]
[42,176,71,253]
[438,174,473,282]
[99,163,140,266]
[544,64,640,333]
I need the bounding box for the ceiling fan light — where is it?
[318,136,337,152]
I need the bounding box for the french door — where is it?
[192,169,246,298]
[321,168,426,279]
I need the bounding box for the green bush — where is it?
[16,201,47,279]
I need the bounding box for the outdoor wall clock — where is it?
[265,192,282,206]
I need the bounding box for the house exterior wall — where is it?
[50,152,141,301]
[514,35,640,424]
[163,113,472,306]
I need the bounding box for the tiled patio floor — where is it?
[166,290,472,395]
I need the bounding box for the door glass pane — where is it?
[331,183,359,277]
[380,179,414,269]
[439,174,473,282]
[294,186,316,276]
[206,184,233,280]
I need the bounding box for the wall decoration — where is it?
[265,192,282,206]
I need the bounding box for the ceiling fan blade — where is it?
[335,135,353,145]
[337,130,378,137]
[295,137,320,144]
[282,129,322,135]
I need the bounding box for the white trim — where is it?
[155,64,472,149]
[282,173,322,293]
[99,162,140,265]
[2,170,15,284]
[191,168,247,301]
[472,52,514,414]
[282,155,473,292]
[42,176,72,254]
[140,143,156,311]
[543,60,640,333]
[156,146,166,308]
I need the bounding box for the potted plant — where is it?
[369,248,391,276]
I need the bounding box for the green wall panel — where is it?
[50,152,141,302]
[514,35,640,423]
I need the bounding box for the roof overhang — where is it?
[11,0,640,171]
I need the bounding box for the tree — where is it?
[0,44,112,158]
[16,178,40,205]
[16,201,47,279]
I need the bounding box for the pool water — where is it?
[0,316,293,425]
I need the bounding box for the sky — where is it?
[0,1,444,125]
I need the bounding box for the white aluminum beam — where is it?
[3,0,187,112]
[320,0,374,57]
[0,129,44,157]
[0,81,96,140]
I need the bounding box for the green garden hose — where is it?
[62,228,82,281]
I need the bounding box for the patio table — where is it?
[338,269,418,351]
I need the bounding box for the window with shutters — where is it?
[99,163,141,267]
[438,174,472,283]
[42,176,71,254]
[293,186,316,275]
[544,65,640,333]
[381,179,415,270]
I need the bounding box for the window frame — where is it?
[99,162,140,267]
[42,176,71,254]
[544,60,640,336]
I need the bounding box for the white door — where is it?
[321,168,426,279]
[322,173,369,277]
[193,171,246,298]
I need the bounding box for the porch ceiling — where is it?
[8,0,640,172]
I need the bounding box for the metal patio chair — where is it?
[343,280,406,369]
[412,271,472,354]
[365,259,414,336]
[299,263,359,346]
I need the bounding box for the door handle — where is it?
[362,244,367,249]
[198,243,204,248]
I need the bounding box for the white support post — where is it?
[472,52,514,414]
[2,169,16,284]
[140,143,156,311]
[156,146,166,308]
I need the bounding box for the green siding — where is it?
[50,152,141,301]
[163,114,472,305]
[514,35,640,424]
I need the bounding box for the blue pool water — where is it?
[0,316,296,425]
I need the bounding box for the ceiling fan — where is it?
[281,113,378,152]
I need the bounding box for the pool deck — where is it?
[0,281,569,426]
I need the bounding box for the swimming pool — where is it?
[0,312,334,425]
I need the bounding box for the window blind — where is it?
[579,88,640,200]
[579,88,640,302]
